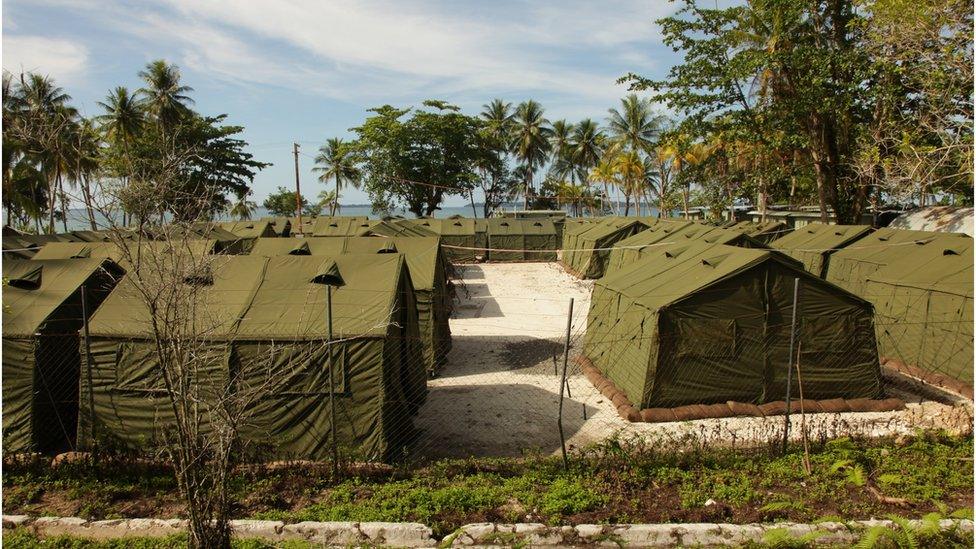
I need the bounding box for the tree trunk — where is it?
[682,185,690,220]
[48,167,60,234]
[333,176,340,216]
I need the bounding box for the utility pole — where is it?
[293,143,303,236]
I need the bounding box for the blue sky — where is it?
[3,0,685,207]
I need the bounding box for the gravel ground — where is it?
[412,263,973,460]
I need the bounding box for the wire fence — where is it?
[4,264,972,463]
[2,249,972,473]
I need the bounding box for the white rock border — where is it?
[4,515,972,547]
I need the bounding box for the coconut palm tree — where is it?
[588,155,619,215]
[313,137,361,216]
[511,100,552,209]
[229,192,257,220]
[607,94,665,156]
[570,119,604,183]
[548,119,575,182]
[480,99,514,146]
[97,86,144,151]
[70,118,102,229]
[614,150,646,216]
[138,60,194,130]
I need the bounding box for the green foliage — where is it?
[350,101,482,217]
[538,478,606,518]
[261,186,322,217]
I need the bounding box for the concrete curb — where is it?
[4,515,972,547]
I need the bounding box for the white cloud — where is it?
[5,0,674,105]
[2,35,89,85]
[118,0,670,102]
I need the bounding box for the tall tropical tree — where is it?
[97,86,144,151]
[138,60,194,130]
[548,119,575,182]
[228,192,257,220]
[480,99,515,146]
[589,155,619,215]
[614,150,646,216]
[511,100,552,209]
[312,137,361,216]
[570,119,604,182]
[607,94,664,156]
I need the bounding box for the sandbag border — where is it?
[577,356,906,423]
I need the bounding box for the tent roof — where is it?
[30,240,220,262]
[575,217,651,243]
[609,220,695,247]
[830,228,969,267]
[597,241,822,312]
[3,258,121,337]
[87,254,408,340]
[770,222,872,255]
[218,220,273,238]
[867,237,973,297]
[487,218,556,235]
[249,236,441,290]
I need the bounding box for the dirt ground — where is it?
[412,262,973,460]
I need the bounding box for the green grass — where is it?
[3,433,972,540]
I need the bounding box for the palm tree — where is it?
[229,193,257,220]
[312,138,361,216]
[97,86,144,151]
[138,60,194,130]
[548,119,575,181]
[14,75,76,233]
[70,118,102,229]
[651,147,675,217]
[614,151,646,216]
[511,100,552,209]
[480,99,514,146]
[607,94,665,156]
[588,155,619,215]
[570,119,604,183]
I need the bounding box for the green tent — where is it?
[261,217,292,237]
[78,254,425,461]
[499,210,568,240]
[3,259,123,454]
[407,218,478,262]
[473,218,488,253]
[865,238,973,385]
[3,232,85,259]
[605,222,765,276]
[3,236,42,259]
[585,241,883,409]
[826,228,970,297]
[287,216,319,235]
[559,217,603,256]
[563,217,654,278]
[726,220,791,244]
[249,236,452,375]
[181,224,252,254]
[486,219,558,262]
[31,239,225,262]
[218,220,276,239]
[770,222,873,277]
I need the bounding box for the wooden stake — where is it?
[795,343,811,475]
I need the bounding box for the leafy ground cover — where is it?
[4,433,972,540]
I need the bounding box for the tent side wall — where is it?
[583,284,658,407]
[653,264,882,408]
[868,281,974,385]
[2,337,36,453]
[573,222,649,278]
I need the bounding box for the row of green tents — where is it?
[2,230,457,460]
[576,216,972,405]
